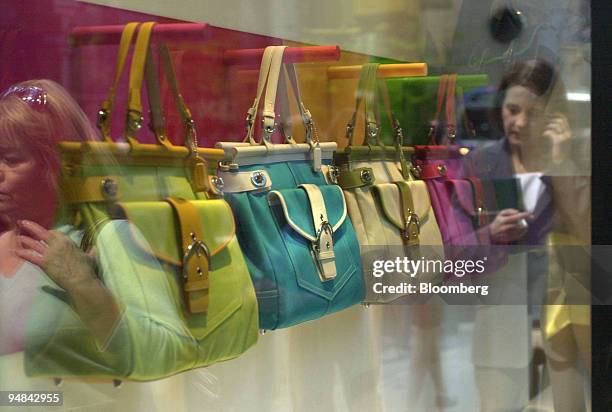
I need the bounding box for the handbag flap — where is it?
[112,199,235,267]
[268,185,347,241]
[447,179,477,217]
[372,182,431,230]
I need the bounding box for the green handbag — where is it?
[25,198,259,381]
[24,22,258,381]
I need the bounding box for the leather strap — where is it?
[98,22,140,142]
[245,46,275,145]
[300,184,336,281]
[261,46,287,143]
[377,76,412,180]
[429,74,457,144]
[446,74,457,141]
[429,74,448,144]
[466,176,488,228]
[364,63,381,147]
[216,169,272,193]
[165,197,210,314]
[261,47,314,144]
[141,40,211,193]
[144,45,170,148]
[337,167,375,189]
[125,22,155,148]
[346,63,380,147]
[394,181,420,246]
[158,44,211,193]
[60,176,122,203]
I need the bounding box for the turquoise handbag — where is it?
[216,46,364,330]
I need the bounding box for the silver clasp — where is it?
[327,166,340,184]
[312,221,336,281]
[126,109,144,134]
[182,234,211,280]
[402,212,420,240]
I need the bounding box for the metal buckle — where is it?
[211,176,225,192]
[477,206,488,227]
[402,212,420,240]
[410,165,422,179]
[245,111,254,132]
[427,124,436,140]
[360,168,374,184]
[327,166,340,184]
[100,178,119,200]
[97,109,109,130]
[126,110,144,133]
[448,125,456,142]
[302,107,316,142]
[345,123,354,140]
[182,235,211,280]
[366,122,379,139]
[312,220,335,281]
[184,117,196,133]
[394,124,404,142]
[251,171,267,188]
[314,221,334,253]
[437,164,447,177]
[262,116,276,141]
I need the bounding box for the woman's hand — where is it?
[542,113,572,165]
[488,209,534,244]
[14,219,122,350]
[14,220,97,292]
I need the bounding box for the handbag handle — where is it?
[345,64,404,149]
[122,22,213,192]
[122,21,155,149]
[345,63,377,147]
[245,46,316,147]
[244,46,275,145]
[428,74,457,144]
[97,22,140,142]
[376,76,413,180]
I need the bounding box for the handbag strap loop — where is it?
[245,46,275,145]
[346,63,378,147]
[428,74,457,144]
[125,22,155,149]
[377,76,412,180]
[245,46,316,147]
[97,22,140,142]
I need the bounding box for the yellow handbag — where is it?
[57,22,224,229]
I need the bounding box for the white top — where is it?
[516,172,551,215]
[0,263,43,355]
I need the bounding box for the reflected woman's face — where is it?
[0,143,53,221]
[501,85,546,147]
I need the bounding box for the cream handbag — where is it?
[334,63,443,303]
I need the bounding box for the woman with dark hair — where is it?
[465,58,587,411]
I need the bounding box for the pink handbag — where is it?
[413,75,481,246]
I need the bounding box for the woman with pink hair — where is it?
[0,79,189,410]
[0,79,122,356]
